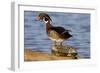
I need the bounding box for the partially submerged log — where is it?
[51,45,78,59]
[24,47,79,61]
[24,44,78,61]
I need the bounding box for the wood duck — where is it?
[36,13,72,46]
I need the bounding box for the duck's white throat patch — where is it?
[44,21,48,23]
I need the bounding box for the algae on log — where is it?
[51,45,78,59]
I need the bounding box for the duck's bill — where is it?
[34,16,41,21]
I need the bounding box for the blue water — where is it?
[24,11,90,58]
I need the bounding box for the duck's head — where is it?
[35,13,52,23]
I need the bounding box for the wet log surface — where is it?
[24,45,79,61]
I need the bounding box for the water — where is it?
[24,11,90,58]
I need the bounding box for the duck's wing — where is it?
[50,26,70,35]
[48,27,72,39]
